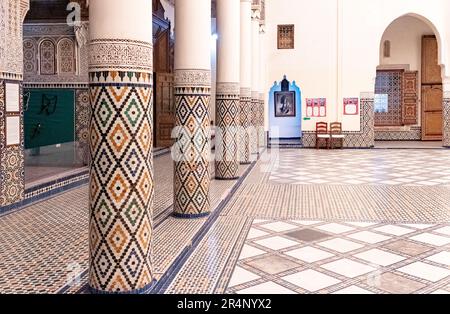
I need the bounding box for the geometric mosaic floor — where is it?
[268,149,450,187]
[226,220,450,294]
[164,148,450,294]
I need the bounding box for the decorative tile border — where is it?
[375,126,422,141]
[302,96,375,148]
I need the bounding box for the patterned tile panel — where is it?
[88,71,154,292]
[239,88,253,164]
[173,70,211,217]
[375,127,422,141]
[0,80,25,207]
[215,83,240,179]
[75,89,90,165]
[443,96,450,147]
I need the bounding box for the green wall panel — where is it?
[24,89,75,149]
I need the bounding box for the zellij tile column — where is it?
[215,0,240,180]
[239,0,253,164]
[251,7,261,155]
[88,0,155,293]
[443,78,450,148]
[173,0,212,217]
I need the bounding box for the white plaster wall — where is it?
[265,0,450,132]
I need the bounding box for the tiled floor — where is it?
[226,220,450,294]
[268,150,450,187]
[165,149,450,295]
[1,148,450,294]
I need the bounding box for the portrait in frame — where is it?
[274,91,296,117]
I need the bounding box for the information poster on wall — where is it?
[5,83,20,112]
[343,98,359,115]
[6,116,20,146]
[306,98,326,117]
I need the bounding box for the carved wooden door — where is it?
[421,36,442,141]
[402,71,418,125]
[154,73,175,148]
[422,85,443,141]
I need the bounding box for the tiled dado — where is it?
[0,80,25,208]
[302,96,375,148]
[444,96,450,147]
[0,169,89,216]
[375,126,422,141]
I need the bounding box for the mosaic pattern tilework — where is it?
[215,83,239,179]
[225,220,450,294]
[375,126,422,141]
[239,88,252,164]
[173,69,211,216]
[375,70,403,126]
[443,97,450,147]
[75,89,90,165]
[258,97,265,148]
[0,80,25,207]
[88,72,154,292]
[250,94,259,155]
[302,97,374,148]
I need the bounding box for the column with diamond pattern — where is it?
[173,0,212,217]
[88,0,155,293]
[239,0,253,164]
[215,0,240,180]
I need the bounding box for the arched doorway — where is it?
[374,14,446,148]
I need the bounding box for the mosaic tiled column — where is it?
[88,0,154,293]
[250,8,261,155]
[259,93,265,148]
[444,91,450,148]
[239,0,253,165]
[215,0,240,180]
[0,1,29,208]
[173,0,211,217]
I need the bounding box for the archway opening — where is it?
[374,14,445,148]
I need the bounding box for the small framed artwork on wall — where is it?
[274,91,296,117]
[277,25,295,49]
[343,98,359,115]
[306,98,327,117]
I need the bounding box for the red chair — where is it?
[315,122,330,149]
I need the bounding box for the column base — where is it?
[88,280,156,295]
[215,176,240,181]
[173,212,211,219]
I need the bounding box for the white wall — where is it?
[265,0,450,132]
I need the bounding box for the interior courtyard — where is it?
[0,0,449,295]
